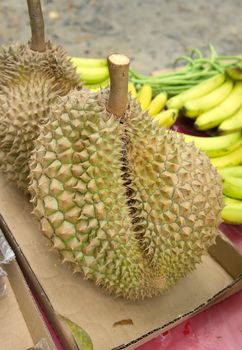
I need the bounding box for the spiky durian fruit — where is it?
[29,54,223,300]
[0,41,79,96]
[0,72,58,189]
[125,107,222,284]
[0,0,80,191]
[0,0,79,94]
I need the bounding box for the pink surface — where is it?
[39,223,242,350]
[137,224,242,350]
[137,291,242,350]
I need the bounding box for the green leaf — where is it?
[60,315,93,350]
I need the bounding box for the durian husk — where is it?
[29,90,166,299]
[0,72,57,190]
[0,41,80,190]
[0,41,80,95]
[28,89,223,300]
[125,98,223,285]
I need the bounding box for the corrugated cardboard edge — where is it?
[0,215,77,350]
[1,214,242,350]
[114,233,242,350]
[115,275,242,349]
[4,259,56,350]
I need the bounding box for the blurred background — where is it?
[0,0,242,73]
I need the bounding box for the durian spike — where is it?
[27,0,46,52]
[107,53,130,117]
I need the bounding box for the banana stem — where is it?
[27,0,46,52]
[107,54,130,117]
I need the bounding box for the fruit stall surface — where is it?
[1,0,242,349]
[36,224,242,349]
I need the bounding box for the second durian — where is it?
[0,0,80,191]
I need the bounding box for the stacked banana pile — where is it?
[182,133,242,224]
[70,58,177,125]
[130,83,179,127]
[218,167,242,224]
[70,57,110,90]
[167,71,242,132]
[70,57,242,224]
[166,71,242,224]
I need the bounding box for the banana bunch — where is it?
[135,83,179,128]
[71,57,140,98]
[184,133,242,224]
[70,57,110,90]
[166,70,242,132]
[217,166,242,224]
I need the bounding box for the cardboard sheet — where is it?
[0,276,33,350]
[4,260,56,350]
[0,220,55,350]
[0,175,241,350]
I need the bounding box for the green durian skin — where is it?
[125,99,223,285]
[29,90,165,300]
[0,41,81,190]
[0,72,57,190]
[0,41,80,95]
[28,89,223,300]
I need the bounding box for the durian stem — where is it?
[107,54,130,117]
[27,0,46,52]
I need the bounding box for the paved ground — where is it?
[0,0,242,73]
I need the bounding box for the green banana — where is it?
[183,80,233,118]
[223,195,242,205]
[83,78,110,91]
[183,132,242,157]
[221,203,242,224]
[138,84,153,110]
[226,66,242,81]
[148,92,167,116]
[153,109,179,128]
[166,73,225,110]
[75,66,109,84]
[219,105,242,132]
[222,175,242,199]
[195,82,242,130]
[70,56,107,68]
[218,166,242,178]
[210,145,242,168]
[128,82,137,98]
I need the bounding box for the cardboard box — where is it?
[0,258,55,350]
[0,174,242,350]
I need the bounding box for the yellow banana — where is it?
[183,132,242,157]
[183,80,233,118]
[218,166,242,178]
[75,66,109,84]
[223,196,242,205]
[226,66,242,81]
[222,175,242,199]
[128,82,137,98]
[219,105,242,132]
[221,203,242,224]
[83,78,110,91]
[195,82,242,130]
[211,145,242,168]
[148,92,167,116]
[137,84,152,110]
[70,56,107,68]
[153,109,179,128]
[166,73,225,110]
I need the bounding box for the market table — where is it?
[38,223,242,350]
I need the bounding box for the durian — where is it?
[29,54,223,300]
[0,0,80,191]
